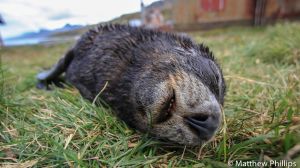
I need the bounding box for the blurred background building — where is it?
[171,0,300,30]
[1,0,300,46]
[138,0,300,31]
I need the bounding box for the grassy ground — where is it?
[1,22,300,167]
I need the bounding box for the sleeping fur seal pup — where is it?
[37,24,226,145]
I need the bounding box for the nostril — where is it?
[190,114,209,122]
[186,115,212,130]
[188,115,218,129]
[185,114,220,139]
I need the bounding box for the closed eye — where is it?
[156,90,175,123]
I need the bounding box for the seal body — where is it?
[37,24,226,145]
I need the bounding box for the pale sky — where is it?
[0,0,159,38]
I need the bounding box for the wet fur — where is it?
[37,24,226,145]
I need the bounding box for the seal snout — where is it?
[185,106,221,140]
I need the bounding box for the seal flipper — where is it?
[36,49,74,90]
[36,76,66,90]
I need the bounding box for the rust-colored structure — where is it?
[171,0,300,30]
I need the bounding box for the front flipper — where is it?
[36,73,65,90]
[36,49,74,90]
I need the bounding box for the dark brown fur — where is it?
[37,24,226,145]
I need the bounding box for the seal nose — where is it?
[185,114,220,140]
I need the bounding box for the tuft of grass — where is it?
[243,23,300,64]
[1,23,300,167]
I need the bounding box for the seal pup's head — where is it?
[131,44,226,146]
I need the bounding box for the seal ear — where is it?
[36,49,74,90]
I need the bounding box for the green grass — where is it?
[1,22,300,167]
